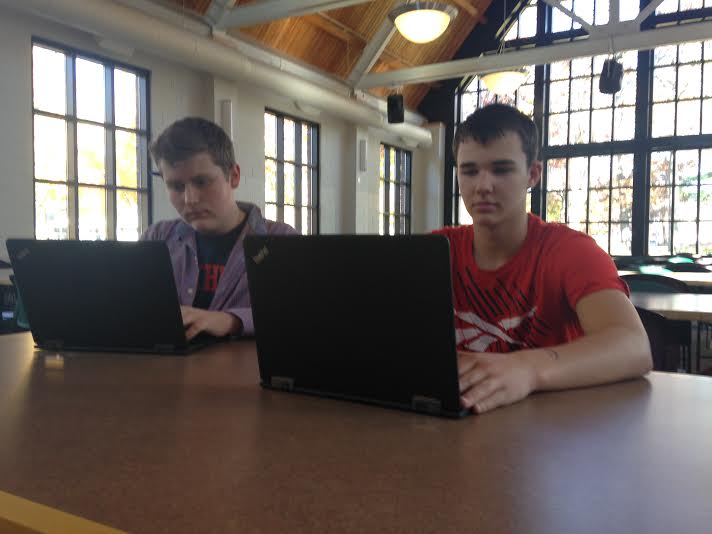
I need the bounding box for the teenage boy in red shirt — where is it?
[435,104,652,414]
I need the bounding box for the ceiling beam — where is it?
[633,0,666,25]
[346,18,396,87]
[541,0,601,36]
[450,0,478,17]
[358,19,712,88]
[215,0,373,29]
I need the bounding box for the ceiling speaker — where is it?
[599,58,623,95]
[387,94,404,124]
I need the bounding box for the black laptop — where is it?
[7,239,217,354]
[245,234,468,418]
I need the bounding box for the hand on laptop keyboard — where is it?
[180,306,242,340]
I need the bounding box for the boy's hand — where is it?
[457,351,537,414]
[180,306,242,341]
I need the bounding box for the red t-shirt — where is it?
[433,214,628,353]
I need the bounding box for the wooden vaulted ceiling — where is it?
[166,0,493,109]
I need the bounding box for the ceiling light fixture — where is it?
[389,1,459,44]
[479,0,528,96]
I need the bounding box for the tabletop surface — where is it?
[629,291,712,321]
[619,269,712,286]
[1,333,712,533]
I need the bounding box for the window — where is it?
[649,149,712,254]
[504,0,538,41]
[32,41,150,241]
[450,2,712,255]
[651,41,712,138]
[546,51,638,146]
[379,144,411,235]
[264,110,319,234]
[545,154,633,254]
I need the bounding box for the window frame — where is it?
[264,108,320,235]
[379,143,412,235]
[31,37,152,241]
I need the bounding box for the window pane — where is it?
[674,222,698,253]
[677,100,701,136]
[589,156,610,188]
[589,189,610,222]
[301,166,310,206]
[569,158,588,190]
[548,113,568,145]
[265,114,276,158]
[592,80,613,109]
[679,42,702,64]
[610,223,632,255]
[591,108,613,143]
[116,130,138,188]
[32,46,66,114]
[459,196,472,225]
[550,61,570,80]
[613,106,635,141]
[613,154,634,188]
[611,188,633,222]
[379,180,385,213]
[389,181,395,213]
[702,149,712,184]
[546,191,565,222]
[615,72,637,106]
[653,67,676,102]
[76,58,105,123]
[569,111,590,144]
[650,187,672,220]
[678,64,702,99]
[34,115,68,182]
[265,159,277,203]
[549,81,570,113]
[675,186,698,221]
[651,151,674,186]
[568,190,588,223]
[284,119,295,162]
[547,159,567,190]
[78,186,107,241]
[595,0,610,24]
[703,99,712,134]
[704,64,712,97]
[518,5,538,38]
[649,221,671,255]
[701,185,712,216]
[571,57,592,77]
[677,150,700,185]
[652,102,676,137]
[699,222,712,254]
[265,203,277,222]
[117,190,139,241]
[570,78,592,111]
[35,182,69,240]
[114,69,138,129]
[552,2,573,32]
[77,123,106,185]
[284,163,295,205]
[301,207,309,235]
[302,126,310,165]
[283,205,295,228]
[654,45,677,67]
[389,214,395,236]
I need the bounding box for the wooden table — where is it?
[619,269,712,288]
[629,291,712,321]
[1,333,712,533]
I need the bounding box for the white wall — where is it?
[0,4,443,261]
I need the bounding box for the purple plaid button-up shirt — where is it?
[141,202,297,335]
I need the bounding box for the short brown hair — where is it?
[453,104,539,167]
[150,117,236,176]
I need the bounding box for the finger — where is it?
[473,389,510,414]
[457,352,479,376]
[461,378,501,409]
[185,322,203,341]
[459,367,489,393]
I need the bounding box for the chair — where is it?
[635,307,674,371]
[664,262,711,273]
[623,274,692,372]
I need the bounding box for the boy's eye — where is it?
[168,183,184,192]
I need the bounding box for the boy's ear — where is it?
[527,161,543,189]
[228,164,241,189]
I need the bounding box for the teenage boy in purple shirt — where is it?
[143,117,296,340]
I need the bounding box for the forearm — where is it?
[516,326,652,392]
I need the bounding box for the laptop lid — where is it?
[244,234,467,418]
[7,239,193,353]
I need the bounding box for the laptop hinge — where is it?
[411,395,442,415]
[271,376,295,391]
[153,344,176,353]
[44,339,64,350]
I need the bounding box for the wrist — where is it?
[513,348,554,392]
